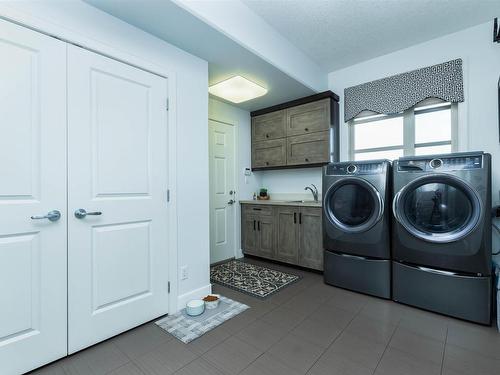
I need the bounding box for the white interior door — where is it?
[0,20,67,374]
[209,120,236,264]
[67,45,169,353]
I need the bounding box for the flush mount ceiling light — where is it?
[209,76,268,103]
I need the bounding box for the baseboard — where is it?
[176,284,212,311]
[236,249,244,259]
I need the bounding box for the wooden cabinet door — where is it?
[275,207,299,264]
[287,131,330,166]
[242,213,258,255]
[298,207,323,270]
[252,110,286,141]
[286,98,330,136]
[257,215,275,259]
[252,139,286,169]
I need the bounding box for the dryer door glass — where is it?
[397,176,481,243]
[325,178,383,233]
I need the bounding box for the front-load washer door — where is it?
[393,174,482,243]
[324,177,384,233]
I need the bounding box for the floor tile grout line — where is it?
[371,318,399,375]
[440,325,449,375]
[303,302,364,374]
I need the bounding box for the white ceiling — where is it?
[243,0,500,71]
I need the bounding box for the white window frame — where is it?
[348,98,458,160]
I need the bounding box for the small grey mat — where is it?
[155,296,249,343]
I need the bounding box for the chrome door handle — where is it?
[74,209,102,219]
[227,199,235,205]
[31,210,61,222]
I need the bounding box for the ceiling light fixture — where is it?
[209,75,268,103]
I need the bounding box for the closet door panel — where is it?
[0,19,67,375]
[67,45,169,353]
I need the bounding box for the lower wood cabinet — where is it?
[241,204,323,271]
[298,207,323,270]
[275,207,299,264]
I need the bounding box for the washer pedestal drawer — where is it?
[324,251,391,299]
[392,261,492,324]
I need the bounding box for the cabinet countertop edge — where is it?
[240,200,322,208]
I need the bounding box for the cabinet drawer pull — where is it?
[305,127,309,131]
[305,158,309,162]
[294,212,297,224]
[299,212,302,224]
[252,208,262,211]
[257,221,261,231]
[266,134,269,138]
[265,161,269,166]
[253,220,256,230]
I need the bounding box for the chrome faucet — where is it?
[305,184,319,202]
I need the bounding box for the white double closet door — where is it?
[0,20,169,375]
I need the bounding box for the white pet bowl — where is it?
[186,299,205,316]
[204,294,220,310]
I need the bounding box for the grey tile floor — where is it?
[31,257,500,375]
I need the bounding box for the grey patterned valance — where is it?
[344,59,464,122]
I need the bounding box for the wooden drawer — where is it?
[287,131,329,166]
[286,98,330,136]
[252,138,286,169]
[242,204,273,216]
[252,110,286,141]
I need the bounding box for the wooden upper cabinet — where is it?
[252,110,286,141]
[287,131,330,166]
[286,98,330,136]
[252,139,286,169]
[250,91,339,170]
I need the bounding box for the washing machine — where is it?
[392,151,492,324]
[322,160,392,298]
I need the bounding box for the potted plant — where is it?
[257,188,269,200]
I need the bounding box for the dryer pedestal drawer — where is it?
[392,261,492,324]
[324,251,391,299]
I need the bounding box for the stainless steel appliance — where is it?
[322,160,392,298]
[392,151,492,324]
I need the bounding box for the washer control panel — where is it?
[326,161,386,175]
[398,154,483,172]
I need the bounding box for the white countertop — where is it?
[239,200,322,208]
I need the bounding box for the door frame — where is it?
[208,118,239,263]
[0,10,179,314]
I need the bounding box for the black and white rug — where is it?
[210,260,300,298]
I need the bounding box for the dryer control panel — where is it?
[326,161,387,175]
[398,154,483,172]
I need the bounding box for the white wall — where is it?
[209,98,261,257]
[257,168,322,196]
[328,21,500,204]
[0,0,210,311]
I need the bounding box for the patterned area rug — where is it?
[155,295,249,343]
[210,260,300,298]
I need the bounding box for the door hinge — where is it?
[167,189,170,203]
[168,281,171,293]
[166,98,169,111]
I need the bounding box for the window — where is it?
[349,99,457,161]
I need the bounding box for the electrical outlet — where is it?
[180,266,188,280]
